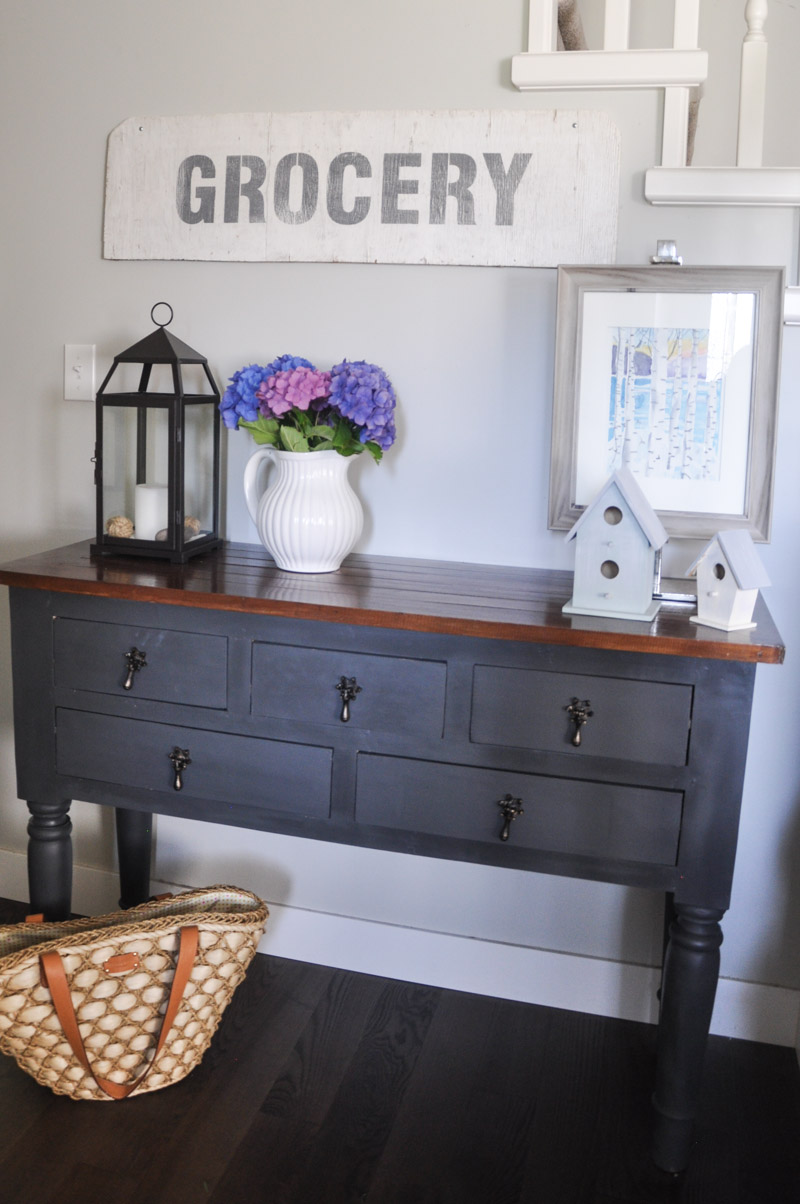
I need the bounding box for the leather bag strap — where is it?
[40,924,199,1100]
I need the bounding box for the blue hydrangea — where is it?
[264,353,316,377]
[329,360,397,451]
[219,355,316,430]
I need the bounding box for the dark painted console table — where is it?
[0,541,784,1171]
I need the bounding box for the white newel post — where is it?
[737,0,769,168]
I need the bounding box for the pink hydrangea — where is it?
[256,367,331,419]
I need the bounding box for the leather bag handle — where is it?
[40,924,199,1100]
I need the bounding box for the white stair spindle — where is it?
[737,1,768,168]
[662,90,692,169]
[673,0,701,49]
[603,0,631,51]
[661,0,702,168]
[528,0,559,53]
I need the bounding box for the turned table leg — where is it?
[115,808,153,908]
[652,903,725,1173]
[26,798,73,920]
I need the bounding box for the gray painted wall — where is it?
[1,0,799,999]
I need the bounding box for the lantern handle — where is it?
[150,302,174,327]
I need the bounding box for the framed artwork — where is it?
[548,265,785,540]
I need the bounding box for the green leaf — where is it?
[280,426,309,453]
[332,420,354,450]
[364,441,383,464]
[239,418,279,447]
[292,408,312,437]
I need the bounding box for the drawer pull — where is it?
[168,746,192,791]
[566,698,593,747]
[123,648,147,690]
[335,676,362,723]
[498,794,524,842]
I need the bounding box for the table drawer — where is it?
[356,754,683,865]
[55,709,332,818]
[471,666,692,766]
[53,618,228,709]
[252,642,446,737]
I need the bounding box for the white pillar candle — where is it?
[135,484,168,541]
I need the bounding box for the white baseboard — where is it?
[2,847,798,1049]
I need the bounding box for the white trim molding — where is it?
[645,166,800,206]
[511,48,707,92]
[1,847,797,1049]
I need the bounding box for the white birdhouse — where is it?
[563,468,668,622]
[687,529,770,631]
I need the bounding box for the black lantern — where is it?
[91,303,222,563]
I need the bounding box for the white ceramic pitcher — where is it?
[243,447,364,573]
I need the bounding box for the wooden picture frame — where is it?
[548,265,785,541]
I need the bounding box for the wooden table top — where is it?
[0,540,784,664]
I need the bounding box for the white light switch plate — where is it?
[64,344,95,401]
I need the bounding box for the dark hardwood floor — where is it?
[1,895,799,1204]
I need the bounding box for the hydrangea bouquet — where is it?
[220,354,397,463]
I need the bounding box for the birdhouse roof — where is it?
[686,529,771,589]
[566,467,669,550]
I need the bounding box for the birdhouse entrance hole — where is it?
[603,506,623,525]
[601,560,620,579]
[714,563,726,580]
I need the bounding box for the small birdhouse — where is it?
[687,529,770,631]
[563,468,668,622]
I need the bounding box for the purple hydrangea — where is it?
[257,367,332,419]
[219,354,316,429]
[329,360,397,451]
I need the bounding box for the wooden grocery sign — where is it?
[104,110,620,267]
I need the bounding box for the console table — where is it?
[0,540,784,1172]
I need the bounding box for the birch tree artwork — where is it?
[563,273,769,539]
[607,325,722,481]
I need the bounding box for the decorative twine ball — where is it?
[154,516,202,542]
[105,515,134,538]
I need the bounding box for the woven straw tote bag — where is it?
[0,885,267,1100]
